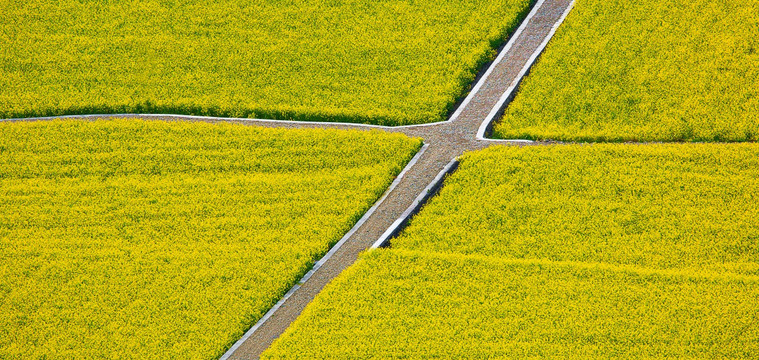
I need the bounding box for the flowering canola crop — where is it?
[263,144,759,358]
[1,0,531,125]
[396,144,759,275]
[0,119,421,359]
[265,249,759,359]
[494,0,759,142]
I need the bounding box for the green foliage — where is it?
[264,144,759,358]
[0,0,531,125]
[264,249,759,359]
[0,119,421,359]
[396,144,759,275]
[494,0,759,142]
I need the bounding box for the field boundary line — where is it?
[371,158,459,249]
[391,249,759,283]
[0,113,398,129]
[1,113,545,144]
[476,0,576,140]
[0,112,520,138]
[218,143,428,360]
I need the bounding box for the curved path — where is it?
[2,0,574,358]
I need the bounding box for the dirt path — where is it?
[1,0,575,358]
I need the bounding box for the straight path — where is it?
[222,0,574,358]
[1,0,575,358]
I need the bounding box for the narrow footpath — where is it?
[4,0,575,358]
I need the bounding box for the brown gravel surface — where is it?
[1,0,574,358]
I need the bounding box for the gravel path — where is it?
[1,0,575,358]
[220,1,576,357]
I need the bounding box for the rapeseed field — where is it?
[264,250,759,359]
[263,144,759,358]
[494,0,759,142]
[1,0,530,125]
[396,144,759,275]
[0,120,421,359]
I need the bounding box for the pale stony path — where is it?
[1,0,575,358]
[222,0,575,357]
